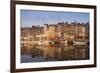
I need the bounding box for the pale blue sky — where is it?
[21,10,89,27]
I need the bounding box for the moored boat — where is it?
[73,40,87,45]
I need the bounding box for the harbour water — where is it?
[21,44,89,63]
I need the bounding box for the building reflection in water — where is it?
[21,44,89,63]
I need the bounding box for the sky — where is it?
[21,10,89,27]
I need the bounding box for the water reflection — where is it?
[21,44,89,63]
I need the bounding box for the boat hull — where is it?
[73,41,87,45]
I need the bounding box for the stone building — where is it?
[21,22,88,46]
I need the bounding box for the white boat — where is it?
[73,40,87,45]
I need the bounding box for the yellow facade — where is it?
[21,24,87,47]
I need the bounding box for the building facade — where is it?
[21,22,88,47]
